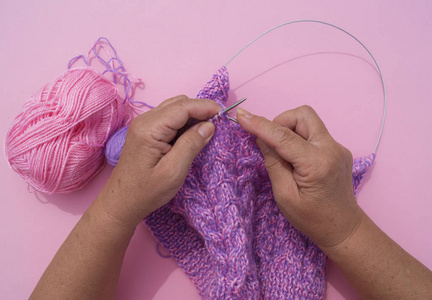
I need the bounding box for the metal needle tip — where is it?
[222,97,247,114]
[228,116,239,123]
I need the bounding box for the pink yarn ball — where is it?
[5,67,124,194]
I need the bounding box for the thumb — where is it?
[237,107,310,167]
[256,138,293,177]
[161,121,215,176]
[256,137,297,196]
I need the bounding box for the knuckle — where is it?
[333,143,347,160]
[311,161,330,182]
[297,105,319,121]
[128,116,160,147]
[128,118,146,139]
[342,145,353,162]
[159,95,187,107]
[273,113,285,125]
[298,105,315,115]
[159,95,190,110]
[177,96,191,106]
[264,157,281,172]
[273,109,295,126]
[175,94,189,101]
[316,144,347,176]
[253,117,270,135]
[319,157,333,173]
[272,126,293,145]
[339,145,354,171]
[171,97,192,112]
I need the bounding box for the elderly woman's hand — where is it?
[100,95,221,230]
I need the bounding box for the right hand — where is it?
[237,105,364,249]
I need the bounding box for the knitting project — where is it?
[145,66,375,299]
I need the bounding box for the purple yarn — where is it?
[156,241,172,258]
[105,126,128,166]
[104,66,375,299]
[353,153,375,196]
[68,37,154,109]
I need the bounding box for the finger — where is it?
[256,138,294,180]
[156,98,220,140]
[237,107,310,165]
[273,105,329,141]
[157,94,190,109]
[256,138,299,200]
[160,121,215,178]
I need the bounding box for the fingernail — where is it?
[237,107,253,119]
[197,122,214,139]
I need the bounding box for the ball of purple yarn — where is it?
[105,126,128,166]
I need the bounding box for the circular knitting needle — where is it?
[221,97,246,123]
[171,98,247,145]
[228,116,239,123]
[222,97,247,114]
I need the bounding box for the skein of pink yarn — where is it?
[5,67,124,194]
[5,38,152,194]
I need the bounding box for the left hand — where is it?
[97,95,221,230]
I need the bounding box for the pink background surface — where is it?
[1,1,431,299]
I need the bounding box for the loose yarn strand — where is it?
[67,55,89,69]
[69,37,154,110]
[225,20,387,154]
[91,38,153,109]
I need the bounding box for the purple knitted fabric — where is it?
[145,66,375,299]
[353,153,375,196]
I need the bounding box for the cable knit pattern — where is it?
[145,66,375,299]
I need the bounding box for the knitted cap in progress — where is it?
[145,66,375,299]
